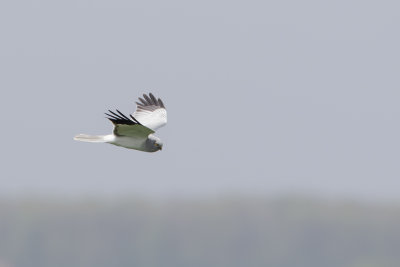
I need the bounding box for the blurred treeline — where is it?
[0,197,399,267]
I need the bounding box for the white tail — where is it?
[74,134,112,143]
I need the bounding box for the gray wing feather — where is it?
[136,93,165,110]
[143,94,153,105]
[158,98,165,108]
[131,93,167,131]
[139,97,147,105]
[149,93,158,105]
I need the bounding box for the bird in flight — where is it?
[74,93,167,152]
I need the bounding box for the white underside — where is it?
[109,135,148,150]
[74,134,157,152]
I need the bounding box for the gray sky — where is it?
[0,0,399,199]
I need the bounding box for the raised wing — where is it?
[132,93,167,131]
[105,109,154,137]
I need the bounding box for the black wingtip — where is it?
[105,109,138,125]
[116,109,131,121]
[129,114,141,124]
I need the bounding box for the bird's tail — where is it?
[74,134,112,143]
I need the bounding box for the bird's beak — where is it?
[160,146,163,150]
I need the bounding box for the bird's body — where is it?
[110,134,161,152]
[110,135,145,150]
[74,93,167,152]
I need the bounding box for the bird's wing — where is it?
[132,93,167,131]
[105,109,154,137]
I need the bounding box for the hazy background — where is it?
[0,0,399,266]
[0,0,399,199]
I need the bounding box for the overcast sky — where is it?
[0,0,399,200]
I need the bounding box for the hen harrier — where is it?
[74,93,167,152]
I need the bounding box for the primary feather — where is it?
[133,93,167,131]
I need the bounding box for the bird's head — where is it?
[154,140,163,151]
[148,135,163,152]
